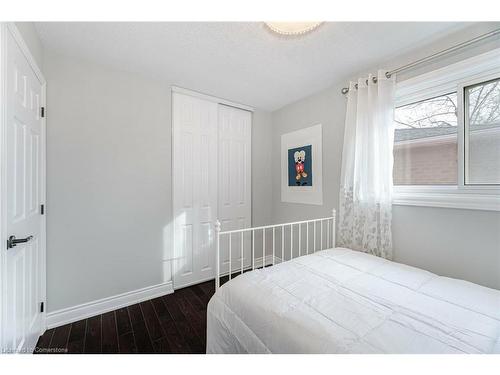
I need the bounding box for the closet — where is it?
[172,89,252,289]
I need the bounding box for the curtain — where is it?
[338,70,395,259]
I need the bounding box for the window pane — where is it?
[465,78,500,185]
[394,93,458,185]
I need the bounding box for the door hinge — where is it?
[40,302,44,313]
[40,204,44,215]
[41,107,45,118]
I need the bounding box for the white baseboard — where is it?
[219,255,283,277]
[46,281,174,329]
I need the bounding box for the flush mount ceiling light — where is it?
[265,22,323,36]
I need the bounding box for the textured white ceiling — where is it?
[34,22,469,111]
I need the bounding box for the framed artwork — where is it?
[281,124,323,205]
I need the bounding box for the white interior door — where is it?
[172,92,218,289]
[218,105,252,275]
[1,25,46,353]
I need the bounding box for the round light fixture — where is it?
[265,22,322,36]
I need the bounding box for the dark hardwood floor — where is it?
[34,279,217,354]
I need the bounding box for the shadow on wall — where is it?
[162,216,174,286]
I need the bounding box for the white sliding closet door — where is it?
[172,93,218,289]
[218,105,252,275]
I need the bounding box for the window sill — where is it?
[393,186,500,212]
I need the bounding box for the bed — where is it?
[207,213,500,354]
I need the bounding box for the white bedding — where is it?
[206,248,500,353]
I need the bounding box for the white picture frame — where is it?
[281,124,323,205]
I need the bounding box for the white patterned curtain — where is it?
[338,70,395,259]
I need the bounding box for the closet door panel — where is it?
[179,130,194,278]
[218,105,252,275]
[195,107,219,277]
[173,93,218,289]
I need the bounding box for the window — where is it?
[392,49,500,211]
[464,78,500,185]
[394,93,458,185]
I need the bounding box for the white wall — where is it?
[392,206,500,289]
[252,110,273,226]
[44,52,171,312]
[15,22,43,71]
[43,51,273,312]
[270,23,500,289]
[271,84,345,224]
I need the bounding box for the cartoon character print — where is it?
[294,150,308,181]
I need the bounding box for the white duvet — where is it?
[206,248,500,354]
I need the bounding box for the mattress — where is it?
[206,248,500,353]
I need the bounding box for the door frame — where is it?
[0,22,47,347]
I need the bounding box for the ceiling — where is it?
[34,22,470,111]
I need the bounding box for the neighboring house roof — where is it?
[394,122,500,143]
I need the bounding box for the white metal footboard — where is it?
[214,209,336,290]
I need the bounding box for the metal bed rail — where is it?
[215,209,336,290]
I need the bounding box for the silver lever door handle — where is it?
[7,235,33,249]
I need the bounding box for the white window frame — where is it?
[393,48,500,211]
